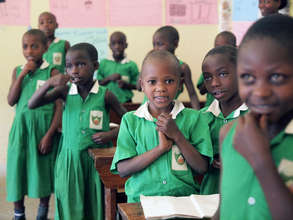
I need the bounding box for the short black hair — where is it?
[24,29,47,46]
[215,31,237,47]
[155,25,179,44]
[204,45,237,65]
[240,14,293,56]
[39,11,57,22]
[110,31,127,42]
[68,43,98,61]
[279,0,288,10]
[141,50,181,77]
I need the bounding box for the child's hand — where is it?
[108,73,121,82]
[158,131,173,153]
[156,113,180,140]
[22,60,37,76]
[117,79,127,88]
[38,133,53,155]
[92,132,112,145]
[233,113,270,168]
[49,74,70,87]
[212,158,221,169]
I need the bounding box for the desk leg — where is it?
[105,187,117,220]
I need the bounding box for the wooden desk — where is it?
[118,203,145,220]
[88,147,129,220]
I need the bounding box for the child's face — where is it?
[22,34,47,63]
[65,50,98,86]
[153,32,176,54]
[38,13,58,38]
[238,38,293,123]
[109,33,127,60]
[140,59,180,113]
[258,0,280,16]
[202,54,238,103]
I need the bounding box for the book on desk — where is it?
[140,194,219,220]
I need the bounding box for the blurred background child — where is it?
[97,31,139,103]
[258,0,288,16]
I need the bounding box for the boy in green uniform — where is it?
[38,11,70,74]
[151,25,200,109]
[111,50,213,202]
[199,45,247,195]
[28,43,126,220]
[212,15,293,220]
[97,31,139,103]
[7,29,62,220]
[197,31,237,108]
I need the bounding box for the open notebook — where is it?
[140,194,219,219]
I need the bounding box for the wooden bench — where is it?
[118,203,145,220]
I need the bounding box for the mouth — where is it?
[26,56,35,61]
[249,103,277,114]
[70,76,82,84]
[154,96,169,103]
[212,90,226,99]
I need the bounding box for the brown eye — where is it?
[240,73,255,85]
[270,73,286,85]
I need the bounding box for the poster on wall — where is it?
[50,0,106,27]
[56,28,108,60]
[109,0,162,26]
[166,0,218,25]
[0,0,30,26]
[219,0,232,31]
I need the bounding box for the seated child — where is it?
[152,25,200,109]
[38,11,70,74]
[6,29,61,220]
[199,45,248,195]
[212,14,293,220]
[28,43,126,220]
[111,50,213,203]
[197,31,237,108]
[97,31,139,103]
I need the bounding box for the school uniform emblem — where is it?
[172,145,187,171]
[36,80,46,90]
[278,159,293,193]
[53,52,62,65]
[89,110,103,130]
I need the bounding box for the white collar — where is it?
[206,99,248,118]
[53,38,60,43]
[109,55,129,64]
[285,120,293,134]
[20,60,49,70]
[68,80,99,95]
[134,100,185,121]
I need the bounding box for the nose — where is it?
[211,76,221,87]
[155,81,166,92]
[254,82,272,98]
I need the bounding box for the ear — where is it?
[93,61,99,71]
[139,77,144,92]
[178,76,183,92]
[125,42,128,49]
[174,40,179,48]
[56,22,59,29]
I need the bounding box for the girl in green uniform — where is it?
[111,50,213,202]
[7,29,62,220]
[200,45,248,195]
[38,11,70,74]
[28,43,126,220]
[212,15,293,220]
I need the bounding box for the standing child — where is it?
[111,50,213,203]
[28,43,126,220]
[258,0,288,16]
[197,31,237,108]
[6,29,62,220]
[212,15,293,220]
[97,31,139,103]
[199,45,248,195]
[38,11,70,74]
[152,25,200,109]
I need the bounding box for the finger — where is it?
[259,114,268,134]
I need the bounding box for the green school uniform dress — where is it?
[196,74,214,108]
[220,119,293,220]
[97,57,139,103]
[6,61,59,202]
[54,81,110,220]
[199,100,248,195]
[111,100,213,203]
[43,38,67,74]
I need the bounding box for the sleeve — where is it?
[189,111,213,160]
[97,60,106,80]
[129,61,139,86]
[110,113,138,174]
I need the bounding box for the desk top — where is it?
[118,203,145,220]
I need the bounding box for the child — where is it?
[197,31,237,108]
[28,43,126,220]
[152,25,200,109]
[110,50,213,203]
[6,29,62,220]
[258,0,288,16]
[212,15,293,220]
[38,11,70,74]
[199,45,248,195]
[97,31,139,103]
